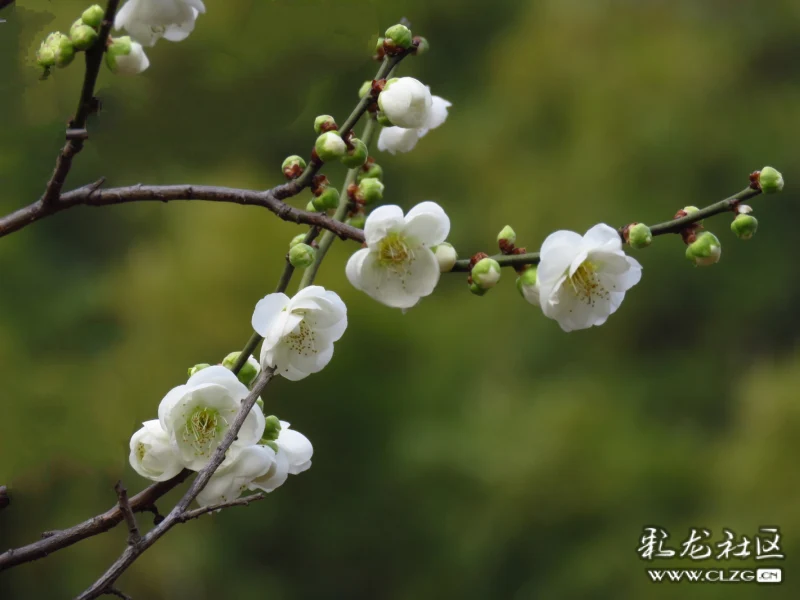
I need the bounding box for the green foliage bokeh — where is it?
[1,0,800,598]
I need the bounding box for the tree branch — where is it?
[450,185,762,272]
[113,482,140,546]
[41,0,120,207]
[0,470,190,571]
[0,183,365,243]
[177,492,267,523]
[76,368,277,600]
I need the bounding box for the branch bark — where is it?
[0,470,190,571]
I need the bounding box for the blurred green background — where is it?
[2,0,800,598]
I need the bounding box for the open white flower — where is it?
[196,445,275,507]
[248,421,313,494]
[378,77,432,129]
[536,224,642,332]
[115,0,205,47]
[346,202,450,309]
[251,286,347,381]
[378,93,452,155]
[158,366,265,470]
[129,420,183,481]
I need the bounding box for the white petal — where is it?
[377,127,421,154]
[187,365,245,396]
[364,205,405,247]
[196,445,274,507]
[248,446,289,494]
[346,248,372,291]
[251,293,290,337]
[425,95,452,131]
[403,201,450,247]
[582,223,623,251]
[278,428,313,475]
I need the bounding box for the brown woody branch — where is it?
[41,0,121,207]
[0,182,366,244]
[0,470,191,571]
[113,482,140,545]
[177,492,267,523]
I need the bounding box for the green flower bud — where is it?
[375,37,385,54]
[289,233,306,249]
[377,112,393,127]
[313,186,340,210]
[313,114,337,134]
[36,37,57,70]
[497,225,516,245]
[384,24,412,50]
[356,177,384,205]
[44,32,75,68]
[306,200,317,212]
[347,214,366,229]
[222,351,260,387]
[471,257,502,289]
[731,214,758,240]
[627,223,653,249]
[187,363,211,377]
[341,138,368,168]
[468,281,488,296]
[681,205,702,225]
[70,19,98,51]
[81,5,105,28]
[759,166,784,194]
[262,415,282,442]
[432,243,457,272]
[256,397,264,412]
[413,36,429,55]
[358,162,383,182]
[314,131,346,162]
[289,243,316,269]
[686,232,721,267]
[358,80,372,99]
[516,267,539,305]
[281,155,306,178]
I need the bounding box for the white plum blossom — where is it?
[535,224,642,332]
[158,366,266,470]
[378,77,432,129]
[129,420,184,481]
[346,202,450,309]
[115,0,206,47]
[378,93,452,155]
[248,421,313,494]
[251,286,347,381]
[196,445,275,507]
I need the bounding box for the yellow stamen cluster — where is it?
[566,260,609,306]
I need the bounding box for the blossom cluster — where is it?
[129,361,314,507]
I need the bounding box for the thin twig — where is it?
[177,493,267,523]
[450,186,762,272]
[41,0,120,207]
[114,482,140,545]
[105,588,132,600]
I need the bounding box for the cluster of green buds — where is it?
[288,233,317,269]
[36,5,105,79]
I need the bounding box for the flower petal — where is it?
[403,201,450,247]
[251,293,290,337]
[364,205,405,247]
[377,126,421,154]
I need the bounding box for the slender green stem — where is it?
[451,186,762,272]
[298,117,377,290]
[290,54,404,193]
